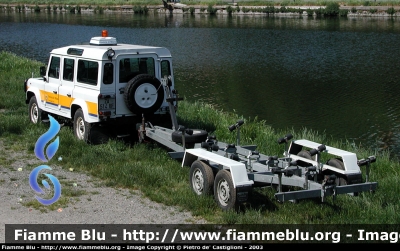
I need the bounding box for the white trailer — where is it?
[139,77,378,211]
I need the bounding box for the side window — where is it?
[161,60,171,78]
[63,58,75,81]
[48,56,60,79]
[119,57,155,82]
[103,63,113,85]
[77,59,99,86]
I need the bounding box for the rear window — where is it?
[119,57,155,82]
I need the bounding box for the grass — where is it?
[1,1,397,16]
[0,0,399,7]
[1,51,400,224]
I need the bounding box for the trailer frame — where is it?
[138,77,378,210]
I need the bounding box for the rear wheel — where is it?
[214,170,237,211]
[189,160,214,196]
[73,109,91,143]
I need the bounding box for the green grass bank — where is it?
[0,0,399,7]
[1,1,400,17]
[1,51,400,224]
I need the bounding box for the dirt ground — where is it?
[0,139,206,243]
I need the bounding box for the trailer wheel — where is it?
[171,129,208,144]
[214,170,237,211]
[190,160,214,196]
[327,158,347,186]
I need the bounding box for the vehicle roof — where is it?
[50,43,172,60]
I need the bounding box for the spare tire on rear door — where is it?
[124,74,164,115]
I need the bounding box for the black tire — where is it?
[296,150,314,167]
[28,96,43,124]
[297,150,314,160]
[124,74,164,115]
[171,129,208,144]
[73,108,91,143]
[190,160,215,196]
[214,170,237,211]
[327,158,347,186]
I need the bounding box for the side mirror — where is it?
[40,66,46,76]
[39,66,47,82]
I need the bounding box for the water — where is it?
[1,11,400,158]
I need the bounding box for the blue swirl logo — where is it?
[34,115,60,162]
[29,115,62,205]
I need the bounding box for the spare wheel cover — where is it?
[124,74,164,114]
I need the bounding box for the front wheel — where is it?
[28,96,44,124]
[190,160,214,196]
[73,109,91,143]
[214,170,237,211]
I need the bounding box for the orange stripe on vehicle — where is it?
[86,101,98,116]
[59,95,74,109]
[39,90,58,105]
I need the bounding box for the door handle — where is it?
[67,94,71,97]
[53,91,57,94]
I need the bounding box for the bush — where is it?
[315,7,324,17]
[387,7,396,15]
[33,5,40,13]
[207,4,217,15]
[94,6,103,14]
[189,7,195,14]
[133,5,142,13]
[226,5,233,15]
[263,6,276,14]
[351,7,357,13]
[324,2,340,16]
[241,7,250,13]
[339,9,348,17]
[306,8,314,16]
[369,8,377,14]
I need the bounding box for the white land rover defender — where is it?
[24,30,176,143]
